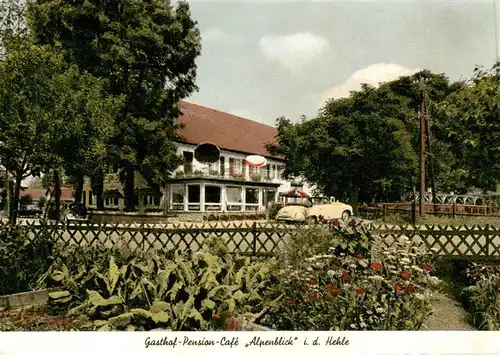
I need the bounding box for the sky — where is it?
[185,0,498,126]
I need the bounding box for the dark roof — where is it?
[176,101,283,160]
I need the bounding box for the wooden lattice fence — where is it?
[369,223,500,260]
[1,220,500,259]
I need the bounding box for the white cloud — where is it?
[319,63,420,107]
[259,32,329,72]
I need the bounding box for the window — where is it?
[205,185,221,211]
[170,185,184,211]
[187,184,200,211]
[277,165,285,179]
[220,157,225,176]
[265,189,276,208]
[188,185,200,203]
[229,158,242,176]
[226,186,243,211]
[205,186,221,203]
[245,187,259,211]
[245,188,259,204]
[183,151,194,174]
[105,198,119,206]
[266,165,271,180]
[172,185,184,203]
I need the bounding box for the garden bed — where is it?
[1,217,447,331]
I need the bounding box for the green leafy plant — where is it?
[45,238,278,330]
[0,225,55,296]
[461,263,500,330]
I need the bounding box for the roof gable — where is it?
[176,101,282,159]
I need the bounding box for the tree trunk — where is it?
[74,174,84,205]
[4,170,10,218]
[10,174,22,225]
[124,167,136,212]
[54,170,61,221]
[91,168,105,210]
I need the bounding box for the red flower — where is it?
[307,292,319,300]
[371,263,383,270]
[471,273,479,279]
[308,279,318,285]
[331,219,340,228]
[213,313,221,319]
[355,253,364,260]
[354,287,364,295]
[324,283,335,290]
[328,287,341,294]
[405,286,414,294]
[394,283,403,291]
[286,298,294,304]
[400,272,412,280]
[320,218,328,224]
[302,285,309,291]
[341,272,350,281]
[423,264,431,272]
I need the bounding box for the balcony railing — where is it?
[173,169,277,183]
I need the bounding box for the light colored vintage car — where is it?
[275,202,353,223]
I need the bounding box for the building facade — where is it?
[81,101,310,213]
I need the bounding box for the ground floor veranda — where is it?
[166,177,281,213]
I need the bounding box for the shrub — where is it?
[461,263,500,330]
[278,218,372,268]
[261,224,438,330]
[268,203,283,220]
[0,225,55,296]
[44,238,278,331]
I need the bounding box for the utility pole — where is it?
[418,77,426,217]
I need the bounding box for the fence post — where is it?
[252,221,258,256]
[382,204,386,222]
[485,224,491,257]
[411,199,416,226]
[452,202,456,219]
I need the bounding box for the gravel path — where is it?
[423,292,474,330]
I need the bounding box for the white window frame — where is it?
[225,185,243,212]
[204,184,222,212]
[187,183,201,211]
[170,184,185,211]
[244,187,260,212]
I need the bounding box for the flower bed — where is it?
[260,219,440,330]
[461,263,500,330]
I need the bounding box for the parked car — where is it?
[275,204,309,223]
[305,202,353,223]
[275,202,353,224]
[18,204,42,217]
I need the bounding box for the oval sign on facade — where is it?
[194,142,220,163]
[244,155,267,167]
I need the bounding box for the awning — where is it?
[280,188,309,198]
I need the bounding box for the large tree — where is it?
[0,39,121,223]
[27,0,201,211]
[432,64,500,193]
[269,70,464,203]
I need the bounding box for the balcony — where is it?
[172,168,276,184]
